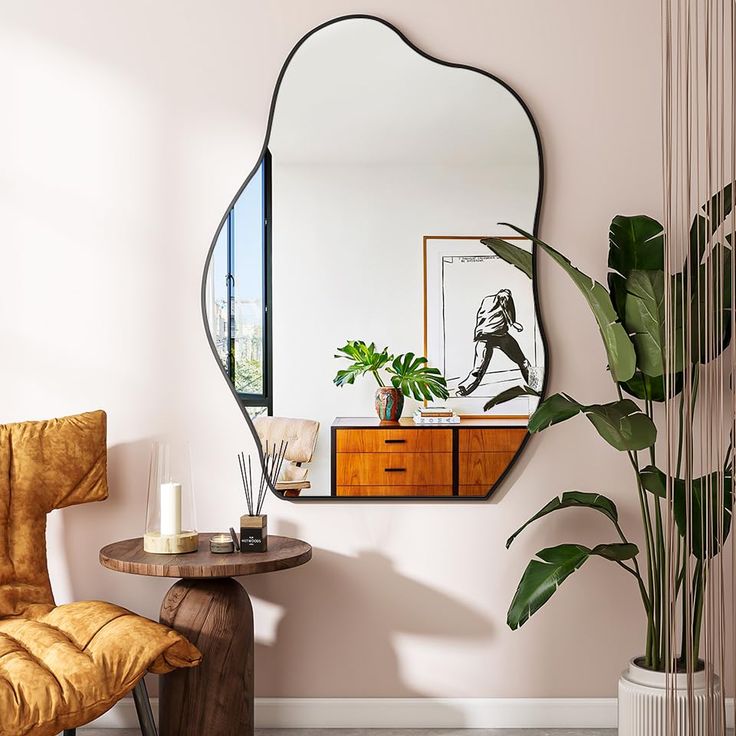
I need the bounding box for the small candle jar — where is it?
[210,534,235,554]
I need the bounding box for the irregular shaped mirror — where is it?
[203,15,546,500]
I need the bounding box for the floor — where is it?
[80,730,617,735]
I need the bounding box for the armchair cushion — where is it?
[0,600,201,736]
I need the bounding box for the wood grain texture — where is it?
[336,428,452,453]
[336,484,453,497]
[458,428,527,453]
[159,578,253,736]
[99,534,311,579]
[335,452,453,486]
[458,451,518,486]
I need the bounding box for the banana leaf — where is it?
[483,385,541,412]
[507,542,639,630]
[497,224,636,383]
[639,464,733,559]
[529,393,656,451]
[506,491,620,548]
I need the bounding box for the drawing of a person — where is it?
[456,288,531,396]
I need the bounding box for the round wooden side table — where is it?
[100,533,311,736]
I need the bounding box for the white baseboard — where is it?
[87,696,735,729]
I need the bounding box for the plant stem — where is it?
[371,369,386,388]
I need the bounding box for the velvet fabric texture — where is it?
[0,411,201,736]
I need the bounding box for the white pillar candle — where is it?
[160,482,182,536]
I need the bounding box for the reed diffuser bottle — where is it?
[237,441,287,553]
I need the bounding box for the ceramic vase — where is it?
[375,387,404,422]
[618,658,721,736]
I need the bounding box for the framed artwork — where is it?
[423,236,545,418]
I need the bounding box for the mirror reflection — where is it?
[204,16,545,499]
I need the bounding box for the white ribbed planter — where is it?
[618,658,722,736]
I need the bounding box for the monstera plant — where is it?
[483,183,733,672]
[334,340,449,421]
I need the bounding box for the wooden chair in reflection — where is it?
[252,416,320,497]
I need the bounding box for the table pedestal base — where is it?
[159,577,253,736]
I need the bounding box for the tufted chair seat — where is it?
[0,411,202,736]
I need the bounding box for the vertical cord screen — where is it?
[662,0,735,732]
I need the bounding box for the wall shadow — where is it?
[242,520,492,714]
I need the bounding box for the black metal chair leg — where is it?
[132,677,158,736]
[63,730,76,736]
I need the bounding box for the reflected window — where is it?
[207,154,272,413]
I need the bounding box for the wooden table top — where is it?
[99,534,312,579]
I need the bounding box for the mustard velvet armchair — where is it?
[0,410,202,736]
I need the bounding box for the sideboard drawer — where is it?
[336,484,453,497]
[336,428,452,453]
[336,452,453,486]
[458,428,527,453]
[458,451,517,486]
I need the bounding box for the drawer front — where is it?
[458,428,527,453]
[336,428,452,453]
[458,451,517,486]
[336,452,453,486]
[336,484,453,497]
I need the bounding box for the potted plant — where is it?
[482,183,733,733]
[333,340,449,421]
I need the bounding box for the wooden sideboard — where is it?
[331,417,527,498]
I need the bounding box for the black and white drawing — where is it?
[457,288,531,396]
[424,237,545,417]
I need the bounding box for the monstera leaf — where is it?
[333,340,391,386]
[507,542,639,630]
[386,352,449,401]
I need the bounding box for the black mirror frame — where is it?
[200,14,548,503]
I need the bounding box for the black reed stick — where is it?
[238,439,289,517]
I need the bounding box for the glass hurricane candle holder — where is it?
[143,440,198,554]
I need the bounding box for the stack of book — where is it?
[412,406,460,424]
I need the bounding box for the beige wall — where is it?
[0,0,663,697]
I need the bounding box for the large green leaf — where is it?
[386,352,449,401]
[688,244,732,364]
[506,491,620,548]
[528,393,583,432]
[640,464,667,498]
[529,393,656,451]
[621,370,683,403]
[624,270,668,377]
[639,464,733,559]
[507,544,590,630]
[481,237,533,278]
[483,385,541,412]
[585,399,657,451]
[333,340,391,387]
[500,224,636,383]
[672,471,733,560]
[507,542,639,629]
[687,182,734,281]
[608,215,664,277]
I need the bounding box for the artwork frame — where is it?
[423,235,546,419]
